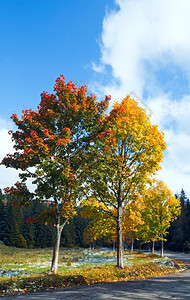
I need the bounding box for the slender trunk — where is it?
[160,234,164,257]
[117,205,124,268]
[131,236,134,252]
[51,211,68,274]
[152,240,155,254]
[51,223,63,273]
[113,240,116,251]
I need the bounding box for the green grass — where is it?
[0,244,183,296]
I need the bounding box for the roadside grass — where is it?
[0,244,183,296]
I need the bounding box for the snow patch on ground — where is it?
[0,250,176,277]
[153,257,176,267]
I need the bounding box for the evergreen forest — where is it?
[0,188,189,253]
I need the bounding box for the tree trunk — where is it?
[152,240,155,253]
[160,235,164,257]
[131,236,134,252]
[117,205,124,268]
[51,222,63,273]
[51,212,68,274]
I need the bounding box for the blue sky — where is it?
[1,0,190,197]
[0,0,116,119]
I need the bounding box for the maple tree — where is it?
[122,197,145,251]
[81,197,144,252]
[1,75,109,273]
[139,180,181,256]
[86,95,167,268]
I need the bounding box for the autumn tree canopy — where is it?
[1,75,109,273]
[86,95,167,268]
[81,198,117,247]
[139,180,181,256]
[2,76,169,270]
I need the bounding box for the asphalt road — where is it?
[2,253,190,300]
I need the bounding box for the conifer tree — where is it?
[3,199,27,248]
[166,189,189,252]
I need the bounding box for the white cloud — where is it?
[91,62,105,73]
[156,165,190,197]
[95,0,190,97]
[147,95,190,133]
[91,0,190,196]
[160,128,190,196]
[147,95,190,195]
[0,119,20,190]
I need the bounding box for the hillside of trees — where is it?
[0,188,189,252]
[0,188,89,249]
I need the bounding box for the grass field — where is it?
[0,243,183,296]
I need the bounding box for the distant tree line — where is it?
[165,189,190,252]
[0,189,89,249]
[0,188,190,252]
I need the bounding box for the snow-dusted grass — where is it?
[0,244,177,276]
[0,244,182,296]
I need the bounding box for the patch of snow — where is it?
[0,269,26,277]
[155,258,176,267]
